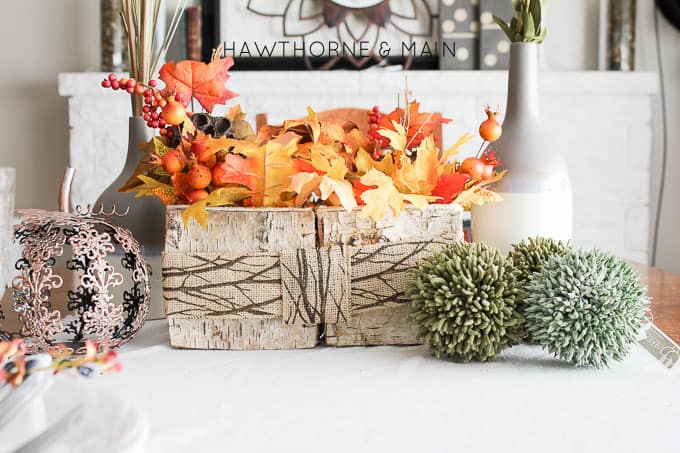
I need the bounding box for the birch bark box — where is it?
[162,204,464,350]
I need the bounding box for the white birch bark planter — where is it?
[162,204,464,350]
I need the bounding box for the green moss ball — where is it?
[509,236,572,287]
[407,241,524,362]
[524,249,650,368]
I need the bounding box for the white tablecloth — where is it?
[89,320,680,453]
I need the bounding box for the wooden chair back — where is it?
[256,108,443,146]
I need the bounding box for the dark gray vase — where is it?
[95,116,166,319]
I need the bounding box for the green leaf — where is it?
[494,0,546,43]
[493,15,514,41]
[509,17,519,34]
[530,0,542,34]
[150,136,171,157]
[524,11,535,41]
[153,166,171,178]
[124,175,170,195]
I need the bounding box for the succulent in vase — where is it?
[494,0,547,44]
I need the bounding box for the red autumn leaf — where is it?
[212,153,257,190]
[377,101,451,149]
[292,158,324,175]
[432,172,470,204]
[352,179,377,206]
[159,57,238,113]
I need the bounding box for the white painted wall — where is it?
[543,0,600,70]
[0,0,99,210]
[0,0,677,271]
[637,6,680,274]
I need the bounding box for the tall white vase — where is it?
[471,43,572,253]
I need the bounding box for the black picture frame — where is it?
[201,0,221,62]
[206,0,439,70]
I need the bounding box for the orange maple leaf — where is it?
[171,173,192,196]
[159,57,238,113]
[228,134,299,207]
[212,153,258,190]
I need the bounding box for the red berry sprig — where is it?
[100,74,190,137]
[367,105,389,152]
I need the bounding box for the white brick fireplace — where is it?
[59,70,657,263]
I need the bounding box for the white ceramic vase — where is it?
[471,42,573,253]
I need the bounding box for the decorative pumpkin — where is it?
[2,169,150,352]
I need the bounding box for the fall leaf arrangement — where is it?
[103,53,507,227]
[1,339,122,388]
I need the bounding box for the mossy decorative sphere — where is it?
[524,249,649,368]
[407,241,523,362]
[509,236,572,286]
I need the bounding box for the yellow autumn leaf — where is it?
[391,136,439,195]
[344,127,371,155]
[227,104,246,122]
[402,194,433,211]
[264,139,299,207]
[181,187,252,228]
[226,105,256,141]
[454,187,504,210]
[355,148,395,176]
[319,176,357,211]
[237,133,300,207]
[318,122,346,145]
[289,172,318,194]
[309,145,336,173]
[377,121,407,153]
[282,107,321,143]
[289,172,322,207]
[123,175,178,205]
[291,146,356,211]
[439,133,473,170]
[359,169,437,222]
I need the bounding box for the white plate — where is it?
[0,378,148,453]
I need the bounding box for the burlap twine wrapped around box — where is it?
[163,239,447,327]
[162,205,463,349]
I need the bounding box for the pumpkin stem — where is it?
[60,167,75,213]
